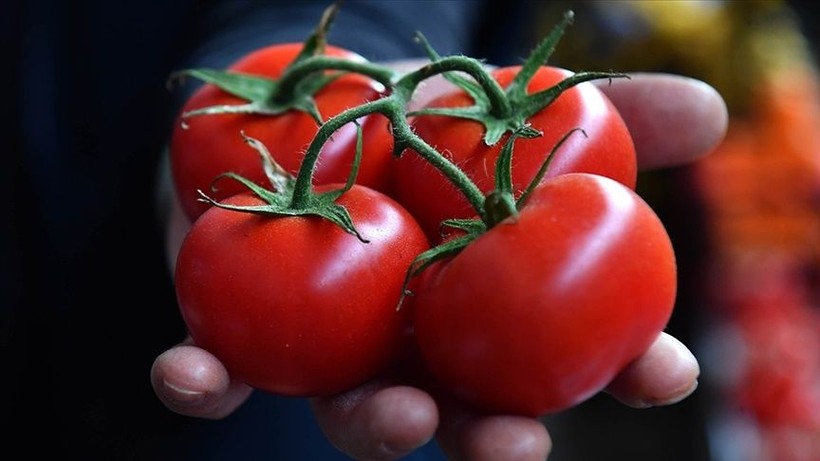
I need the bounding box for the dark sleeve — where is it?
[184,0,483,69]
[7,2,484,459]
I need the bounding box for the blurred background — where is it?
[522,1,820,460]
[4,1,818,459]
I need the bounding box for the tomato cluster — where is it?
[169,6,677,417]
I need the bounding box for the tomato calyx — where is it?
[198,130,369,243]
[400,126,588,299]
[409,10,628,146]
[168,3,395,125]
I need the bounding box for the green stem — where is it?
[395,56,512,119]
[390,113,486,219]
[274,56,398,104]
[289,101,376,208]
[290,92,486,219]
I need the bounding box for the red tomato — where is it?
[174,186,429,397]
[394,66,637,241]
[171,43,394,222]
[411,173,676,416]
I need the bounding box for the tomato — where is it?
[411,173,676,416]
[174,186,429,397]
[394,66,636,241]
[170,43,394,222]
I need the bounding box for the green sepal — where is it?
[310,118,364,205]
[505,10,575,102]
[399,125,588,296]
[293,1,337,60]
[439,218,487,235]
[518,71,629,121]
[170,2,343,125]
[408,231,478,278]
[494,126,541,195]
[409,105,516,147]
[398,225,482,309]
[244,132,295,193]
[516,127,587,208]
[173,67,342,125]
[483,128,536,227]
[507,10,628,127]
[198,187,368,244]
[197,130,368,243]
[175,69,277,102]
[408,32,513,146]
[412,32,488,104]
[404,10,627,149]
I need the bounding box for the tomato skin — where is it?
[395,66,637,241]
[411,173,676,416]
[174,186,429,397]
[171,43,394,222]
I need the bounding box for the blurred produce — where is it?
[531,1,820,459]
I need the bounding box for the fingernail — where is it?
[163,379,205,405]
[667,379,699,405]
[638,379,700,408]
[379,437,431,459]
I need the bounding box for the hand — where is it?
[151,70,728,460]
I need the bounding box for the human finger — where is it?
[150,342,253,419]
[595,73,728,170]
[435,403,552,461]
[310,382,439,461]
[605,332,701,408]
